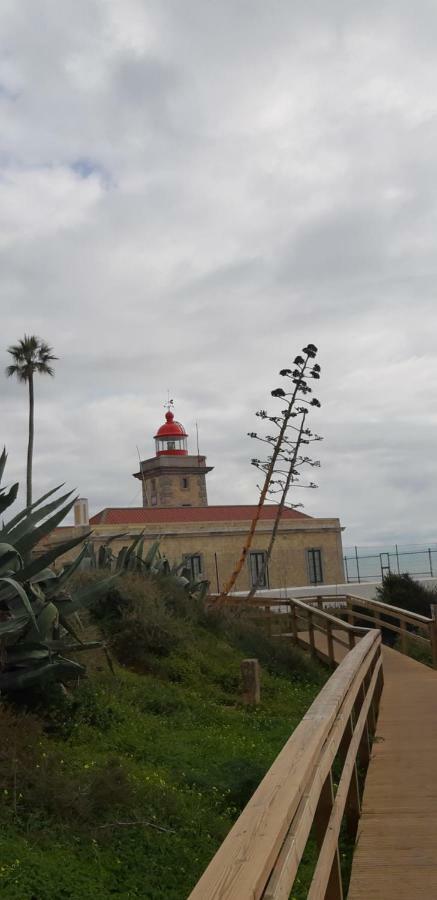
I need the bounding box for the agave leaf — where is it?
[103,532,128,546]
[58,612,84,644]
[6,647,51,664]
[136,539,144,562]
[6,488,74,543]
[122,532,145,566]
[1,484,66,537]
[0,614,29,638]
[0,447,7,484]
[13,495,78,557]
[0,656,86,690]
[116,547,128,571]
[54,573,120,617]
[0,483,19,516]
[33,602,58,641]
[17,531,91,584]
[0,577,39,635]
[44,544,90,599]
[144,539,161,569]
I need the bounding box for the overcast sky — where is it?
[2,0,437,550]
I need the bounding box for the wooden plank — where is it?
[348,647,437,898]
[188,632,380,900]
[263,657,381,900]
[347,594,431,628]
[307,659,382,900]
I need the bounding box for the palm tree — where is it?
[6,335,57,509]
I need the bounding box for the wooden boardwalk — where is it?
[347,646,437,898]
[295,626,437,897]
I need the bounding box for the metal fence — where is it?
[343,544,437,583]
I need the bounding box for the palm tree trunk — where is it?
[27,374,34,510]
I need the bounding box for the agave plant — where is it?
[0,448,117,692]
[84,533,209,602]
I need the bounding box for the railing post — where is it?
[348,630,356,651]
[241,659,261,706]
[291,603,298,644]
[314,770,344,900]
[308,610,316,657]
[400,618,407,654]
[430,605,437,670]
[346,597,355,626]
[355,684,371,768]
[337,715,361,839]
[326,619,335,666]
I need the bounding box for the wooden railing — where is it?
[225,595,370,668]
[292,593,437,667]
[189,629,382,900]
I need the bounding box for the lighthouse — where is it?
[133,408,213,508]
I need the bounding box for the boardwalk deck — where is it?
[294,626,437,898]
[347,645,437,898]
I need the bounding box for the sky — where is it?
[2,0,437,550]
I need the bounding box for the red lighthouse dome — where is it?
[154,411,188,456]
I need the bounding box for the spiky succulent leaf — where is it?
[18,531,91,583]
[0,447,7,484]
[0,483,19,516]
[54,573,120,618]
[0,576,40,635]
[0,656,86,690]
[12,495,78,557]
[1,483,66,538]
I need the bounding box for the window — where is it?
[167,441,175,450]
[249,551,269,588]
[184,554,203,579]
[181,477,189,489]
[307,548,323,585]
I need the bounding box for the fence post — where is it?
[314,770,344,900]
[326,619,335,666]
[308,610,316,657]
[337,715,361,839]
[400,618,407,655]
[291,603,298,644]
[241,659,261,705]
[430,605,437,670]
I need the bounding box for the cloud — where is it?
[2,0,437,557]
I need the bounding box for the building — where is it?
[39,407,345,591]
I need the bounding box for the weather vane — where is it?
[164,390,174,413]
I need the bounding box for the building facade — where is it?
[39,407,345,591]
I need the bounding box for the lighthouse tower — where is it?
[134,408,213,508]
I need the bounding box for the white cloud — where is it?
[2,0,437,553]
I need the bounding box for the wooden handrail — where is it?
[189,630,382,900]
[347,593,431,626]
[213,590,437,666]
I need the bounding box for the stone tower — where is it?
[133,408,213,508]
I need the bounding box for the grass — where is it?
[0,573,328,899]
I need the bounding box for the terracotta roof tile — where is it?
[89,505,311,526]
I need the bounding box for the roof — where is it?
[154,411,188,439]
[90,505,311,525]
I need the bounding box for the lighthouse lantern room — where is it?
[154,411,188,456]
[133,406,213,509]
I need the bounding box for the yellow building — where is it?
[42,407,345,591]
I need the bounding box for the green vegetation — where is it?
[376,572,436,617]
[377,574,436,665]
[0,571,327,899]
[0,448,116,692]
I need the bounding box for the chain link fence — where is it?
[343,544,437,583]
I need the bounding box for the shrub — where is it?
[376,573,437,617]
